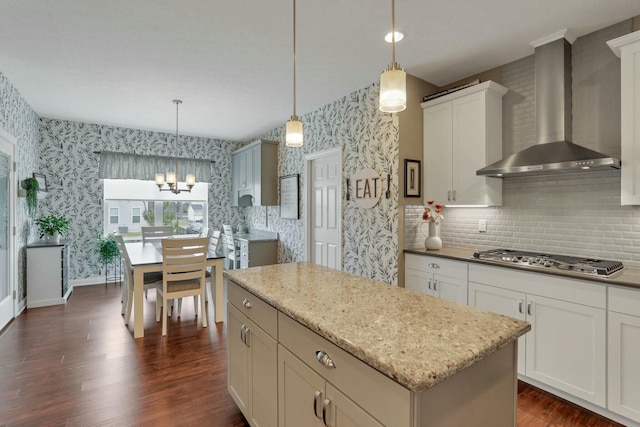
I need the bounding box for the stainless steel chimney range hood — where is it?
[477,31,620,178]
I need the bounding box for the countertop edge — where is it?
[404,247,640,290]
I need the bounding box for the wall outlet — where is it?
[478,219,487,232]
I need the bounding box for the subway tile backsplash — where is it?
[405,171,640,268]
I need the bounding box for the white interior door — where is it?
[306,148,342,270]
[0,129,16,331]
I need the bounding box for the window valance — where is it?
[97,151,213,183]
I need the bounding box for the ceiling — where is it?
[2,0,640,142]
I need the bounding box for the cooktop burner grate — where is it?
[473,249,624,277]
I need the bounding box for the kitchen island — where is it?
[225,262,530,427]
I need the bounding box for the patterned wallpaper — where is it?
[38,119,243,281]
[246,84,401,285]
[0,72,40,304]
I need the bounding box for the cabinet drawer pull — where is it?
[427,278,432,290]
[313,390,322,418]
[527,302,532,316]
[428,263,439,269]
[315,350,336,368]
[244,327,250,346]
[447,190,451,201]
[518,300,523,314]
[452,190,456,201]
[240,325,246,344]
[242,298,252,309]
[433,279,438,292]
[322,398,331,427]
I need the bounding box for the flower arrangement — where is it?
[422,200,444,224]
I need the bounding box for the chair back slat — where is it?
[142,226,173,244]
[161,237,208,286]
[208,230,221,257]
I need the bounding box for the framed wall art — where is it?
[280,174,299,219]
[404,159,421,197]
[33,173,47,192]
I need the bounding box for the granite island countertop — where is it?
[405,246,640,290]
[224,262,530,393]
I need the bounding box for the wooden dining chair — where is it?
[199,227,209,238]
[156,237,209,336]
[141,226,173,245]
[222,224,240,269]
[114,235,163,325]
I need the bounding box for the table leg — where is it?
[133,268,144,338]
[215,261,224,323]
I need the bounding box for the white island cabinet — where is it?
[227,282,278,427]
[225,262,530,427]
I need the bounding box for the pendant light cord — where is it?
[391,0,396,68]
[174,99,181,181]
[292,0,297,118]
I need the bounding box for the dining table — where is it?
[124,240,225,338]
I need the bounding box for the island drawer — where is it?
[278,312,411,426]
[227,280,277,338]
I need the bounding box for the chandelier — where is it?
[379,0,406,113]
[155,100,196,194]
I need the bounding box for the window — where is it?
[103,179,208,239]
[109,208,119,224]
[132,207,141,224]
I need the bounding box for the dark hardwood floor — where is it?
[0,284,625,426]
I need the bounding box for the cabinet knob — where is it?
[242,298,252,309]
[315,350,336,368]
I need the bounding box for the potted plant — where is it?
[21,177,39,217]
[34,214,70,243]
[98,236,120,264]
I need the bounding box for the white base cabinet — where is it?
[608,286,640,423]
[227,283,278,427]
[404,253,468,304]
[468,264,607,407]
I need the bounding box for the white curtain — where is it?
[98,151,212,183]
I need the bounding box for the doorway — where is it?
[0,128,16,331]
[305,147,342,269]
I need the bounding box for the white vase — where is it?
[421,222,442,250]
[46,232,60,244]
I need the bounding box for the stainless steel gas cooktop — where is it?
[473,249,624,277]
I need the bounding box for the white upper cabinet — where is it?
[422,81,507,206]
[608,31,640,205]
[231,139,278,206]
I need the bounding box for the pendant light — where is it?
[285,0,303,147]
[379,0,407,113]
[155,100,196,193]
